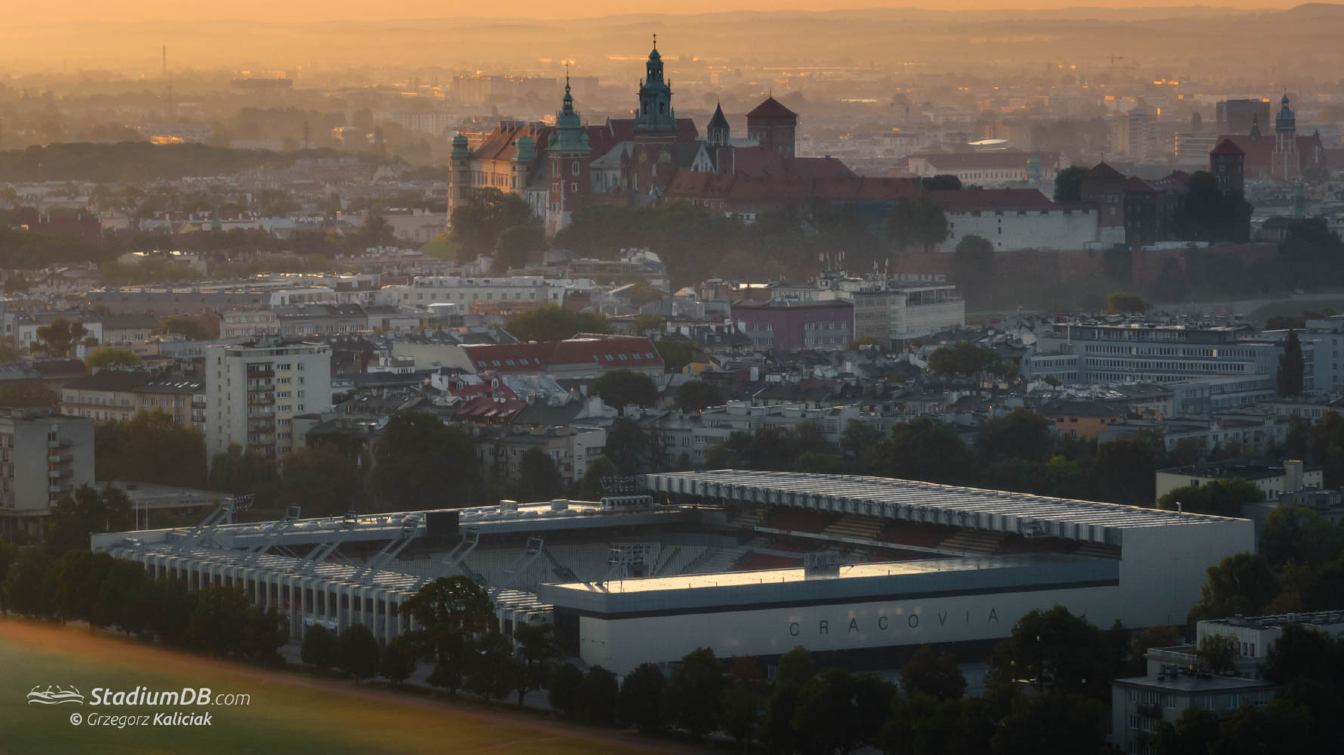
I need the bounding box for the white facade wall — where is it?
[205,342,333,462]
[941,207,1099,252]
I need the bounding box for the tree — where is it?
[664,647,723,738]
[592,370,658,415]
[872,418,975,485]
[380,635,419,685]
[0,381,59,408]
[978,409,1054,464]
[46,485,132,553]
[950,235,996,306]
[513,621,558,705]
[401,576,495,696]
[337,624,380,680]
[927,342,1001,377]
[992,693,1109,755]
[1106,291,1149,314]
[618,663,666,733]
[987,605,1119,701]
[370,415,480,509]
[655,339,697,373]
[673,381,722,412]
[301,625,339,670]
[1157,479,1263,517]
[158,315,211,341]
[34,318,88,358]
[1260,505,1343,568]
[4,547,58,618]
[187,586,251,657]
[0,539,15,615]
[450,188,535,260]
[84,346,142,371]
[1094,437,1157,505]
[1278,330,1305,397]
[719,676,762,747]
[901,645,967,701]
[890,195,949,253]
[578,456,618,500]
[280,447,367,516]
[97,411,208,489]
[577,665,620,725]
[548,664,584,720]
[494,223,545,273]
[504,306,608,342]
[1054,165,1087,202]
[466,631,524,701]
[208,444,281,508]
[605,419,653,476]
[1196,634,1237,674]
[791,669,858,754]
[515,448,562,501]
[1189,553,1279,622]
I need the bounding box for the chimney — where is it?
[1284,459,1305,493]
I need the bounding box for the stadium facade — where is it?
[94,470,1254,674]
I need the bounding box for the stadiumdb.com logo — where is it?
[26,685,85,705]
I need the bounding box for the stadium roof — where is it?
[644,470,1238,544]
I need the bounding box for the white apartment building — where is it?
[0,409,95,536]
[380,275,579,312]
[1024,322,1283,386]
[205,340,333,462]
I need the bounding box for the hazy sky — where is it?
[6,1,1306,23]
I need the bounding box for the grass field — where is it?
[0,619,677,755]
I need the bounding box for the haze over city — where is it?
[2,2,1344,753]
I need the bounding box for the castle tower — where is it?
[548,74,593,235]
[746,96,798,159]
[1210,138,1246,196]
[448,132,472,227]
[634,35,677,138]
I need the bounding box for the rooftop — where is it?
[646,469,1243,538]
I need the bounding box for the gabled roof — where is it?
[460,335,663,373]
[926,188,1055,212]
[1210,138,1245,157]
[1085,161,1125,179]
[746,96,798,121]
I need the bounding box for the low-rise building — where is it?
[732,300,853,352]
[1155,458,1320,501]
[1111,671,1276,755]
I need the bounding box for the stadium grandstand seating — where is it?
[763,508,837,533]
[876,521,959,549]
[939,530,1007,555]
[731,551,804,571]
[823,514,884,541]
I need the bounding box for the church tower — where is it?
[547,73,592,235]
[1273,94,1299,181]
[448,132,472,227]
[634,35,677,138]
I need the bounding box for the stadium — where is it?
[93,470,1254,674]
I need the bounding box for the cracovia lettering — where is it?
[786,607,999,636]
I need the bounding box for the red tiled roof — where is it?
[927,188,1055,212]
[460,335,663,373]
[746,96,798,121]
[1210,138,1245,156]
[603,117,700,143]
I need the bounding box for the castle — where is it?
[448,37,914,235]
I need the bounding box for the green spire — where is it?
[550,68,590,154]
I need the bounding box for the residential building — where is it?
[0,408,94,536]
[732,300,854,352]
[205,340,333,461]
[60,372,206,430]
[1111,671,1275,755]
[1155,458,1320,501]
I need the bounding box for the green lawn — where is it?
[0,619,665,755]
